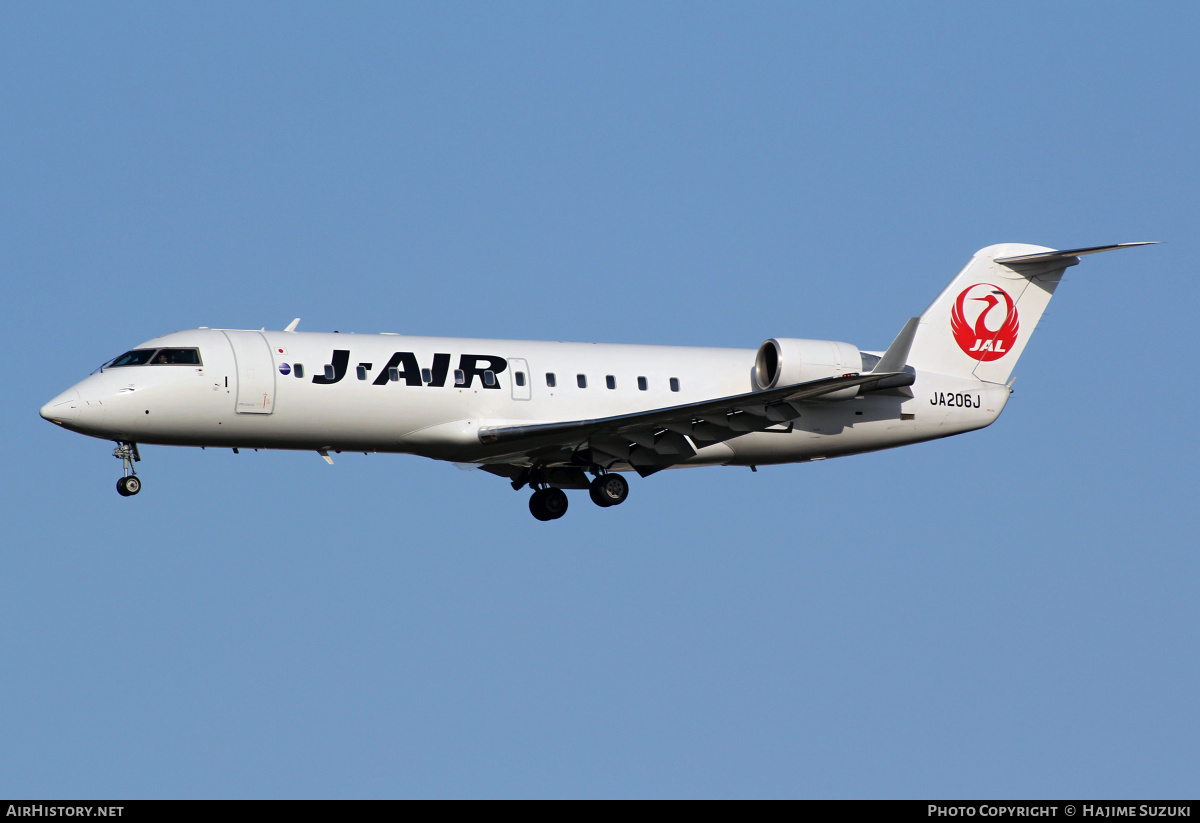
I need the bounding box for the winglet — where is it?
[873,317,919,374]
[994,242,1157,265]
[284,318,301,332]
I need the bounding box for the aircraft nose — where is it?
[40,389,80,425]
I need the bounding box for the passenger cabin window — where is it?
[546,373,556,387]
[454,369,466,386]
[388,367,400,382]
[483,370,497,387]
[324,364,336,380]
[637,376,648,391]
[356,365,369,381]
[670,377,680,392]
[606,375,616,390]
[577,374,587,389]
[294,364,305,378]
[421,368,432,384]
[515,372,526,387]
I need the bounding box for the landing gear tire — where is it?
[589,473,628,507]
[529,487,568,521]
[113,442,142,497]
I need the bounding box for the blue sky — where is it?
[3,1,1197,798]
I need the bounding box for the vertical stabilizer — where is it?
[907,243,1068,384]
[905,243,1153,384]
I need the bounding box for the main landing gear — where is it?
[588,473,629,508]
[521,469,631,521]
[529,487,569,521]
[113,441,142,497]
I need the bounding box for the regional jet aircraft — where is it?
[40,243,1151,520]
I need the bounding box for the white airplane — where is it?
[41,242,1151,520]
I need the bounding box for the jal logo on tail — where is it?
[951,283,1019,361]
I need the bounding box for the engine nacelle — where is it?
[753,337,863,400]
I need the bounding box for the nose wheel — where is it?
[113,441,142,496]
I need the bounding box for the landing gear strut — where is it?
[113,441,142,497]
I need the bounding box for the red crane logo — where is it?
[951,283,1019,361]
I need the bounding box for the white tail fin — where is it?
[906,242,1153,384]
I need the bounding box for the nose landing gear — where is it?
[113,441,142,496]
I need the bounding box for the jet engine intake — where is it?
[753,337,863,400]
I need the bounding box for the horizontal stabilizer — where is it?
[994,242,1156,265]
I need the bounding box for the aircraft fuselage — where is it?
[41,327,1007,468]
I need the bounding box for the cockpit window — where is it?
[108,349,157,367]
[152,348,202,365]
[107,348,202,367]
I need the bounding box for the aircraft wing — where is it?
[477,371,904,475]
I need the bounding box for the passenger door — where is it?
[221,330,276,414]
